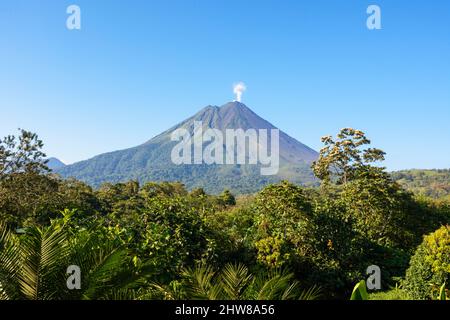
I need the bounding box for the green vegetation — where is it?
[391,169,450,199]
[150,263,321,300]
[0,212,148,300]
[368,286,411,300]
[0,128,449,300]
[350,280,369,300]
[403,225,450,299]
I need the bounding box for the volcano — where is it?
[56,102,319,194]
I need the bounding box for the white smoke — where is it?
[233,82,246,102]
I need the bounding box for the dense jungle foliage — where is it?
[0,129,449,300]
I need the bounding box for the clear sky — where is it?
[0,0,449,170]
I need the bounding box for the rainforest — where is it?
[0,128,448,301]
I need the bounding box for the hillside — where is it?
[391,169,450,198]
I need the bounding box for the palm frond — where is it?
[78,246,129,299]
[253,272,296,300]
[220,263,253,300]
[0,222,21,299]
[181,263,222,300]
[298,285,322,300]
[280,281,301,300]
[18,225,68,300]
[149,281,186,300]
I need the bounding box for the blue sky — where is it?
[0,0,449,170]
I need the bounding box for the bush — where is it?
[404,225,450,299]
[424,225,450,274]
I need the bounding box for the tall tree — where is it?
[0,130,55,226]
[312,128,385,185]
[0,129,49,177]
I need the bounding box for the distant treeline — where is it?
[391,169,450,199]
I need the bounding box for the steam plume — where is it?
[233,82,246,102]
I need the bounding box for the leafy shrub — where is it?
[404,225,450,299]
[424,225,450,274]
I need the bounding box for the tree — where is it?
[253,181,312,240]
[0,129,49,177]
[0,173,62,226]
[58,178,101,218]
[190,187,206,198]
[251,181,315,268]
[220,189,236,206]
[140,181,187,199]
[97,181,141,215]
[312,128,385,185]
[0,130,57,226]
[340,168,418,248]
[135,196,215,279]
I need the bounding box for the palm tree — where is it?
[0,211,150,300]
[150,262,321,300]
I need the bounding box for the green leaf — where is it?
[350,280,369,300]
[438,283,447,301]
